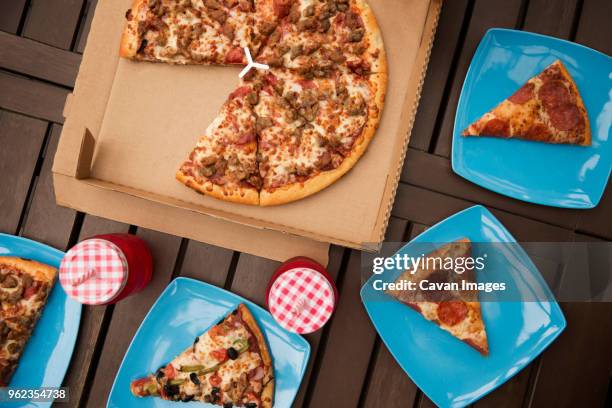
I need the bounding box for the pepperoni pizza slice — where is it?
[120,0,281,65]
[386,239,489,356]
[462,60,590,146]
[131,304,274,407]
[176,84,262,205]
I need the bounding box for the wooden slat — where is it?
[474,368,532,407]
[75,0,99,53]
[0,110,47,234]
[0,31,81,87]
[0,0,27,34]
[0,71,68,123]
[409,0,471,151]
[84,230,182,407]
[22,0,85,50]
[522,0,579,37]
[574,0,612,55]
[230,255,281,306]
[60,216,130,408]
[361,221,423,407]
[433,0,525,158]
[392,183,576,242]
[307,218,408,408]
[526,303,612,407]
[292,245,344,408]
[417,393,438,408]
[178,240,234,287]
[401,148,581,230]
[362,342,419,408]
[573,0,612,240]
[577,186,612,240]
[21,124,78,248]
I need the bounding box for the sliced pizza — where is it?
[131,304,274,407]
[0,257,57,386]
[176,84,262,205]
[120,0,388,205]
[257,0,386,78]
[120,0,283,65]
[386,239,489,356]
[249,67,385,205]
[462,60,590,146]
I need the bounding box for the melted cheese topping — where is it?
[182,89,259,190]
[135,0,271,64]
[254,68,373,190]
[0,266,52,384]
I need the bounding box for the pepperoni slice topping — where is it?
[538,80,570,111]
[273,0,292,18]
[209,373,222,387]
[481,118,510,137]
[297,79,317,90]
[437,301,468,326]
[540,64,562,83]
[210,348,229,362]
[537,80,584,131]
[548,103,584,131]
[164,363,176,380]
[225,47,244,64]
[524,123,553,141]
[229,86,251,100]
[421,270,455,302]
[508,82,535,105]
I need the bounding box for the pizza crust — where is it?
[238,304,274,408]
[0,256,57,283]
[176,170,260,206]
[260,71,387,206]
[355,0,387,75]
[556,61,591,146]
[119,0,147,58]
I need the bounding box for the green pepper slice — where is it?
[233,339,249,353]
[144,382,159,395]
[179,364,205,372]
[198,364,220,375]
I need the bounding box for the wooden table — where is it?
[1,1,611,407]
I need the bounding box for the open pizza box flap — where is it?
[53,0,442,265]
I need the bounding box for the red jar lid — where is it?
[59,239,128,305]
[266,257,337,334]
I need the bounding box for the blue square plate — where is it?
[0,234,82,408]
[108,277,311,408]
[360,205,566,408]
[452,28,612,208]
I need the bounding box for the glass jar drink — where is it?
[266,257,338,334]
[59,233,153,305]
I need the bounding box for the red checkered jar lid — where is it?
[267,267,335,334]
[59,239,128,305]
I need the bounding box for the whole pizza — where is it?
[120,0,387,205]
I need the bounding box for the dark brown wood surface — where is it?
[0,1,610,407]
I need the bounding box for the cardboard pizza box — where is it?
[53,0,442,265]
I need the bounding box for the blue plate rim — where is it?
[359,205,567,407]
[108,276,311,408]
[451,27,612,209]
[0,233,82,408]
